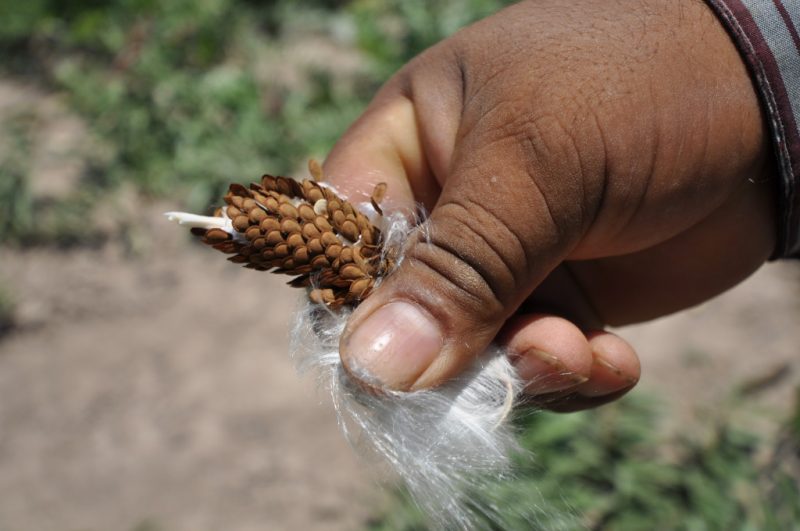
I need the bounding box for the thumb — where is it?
[333,106,582,391]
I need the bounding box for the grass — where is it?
[0,280,14,337]
[369,394,800,530]
[0,0,513,245]
[0,110,35,242]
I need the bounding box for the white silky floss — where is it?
[167,196,536,528]
[289,210,528,530]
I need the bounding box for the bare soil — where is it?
[0,213,380,531]
[1,212,797,531]
[0,79,798,531]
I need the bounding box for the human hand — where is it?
[323,0,775,410]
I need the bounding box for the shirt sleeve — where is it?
[704,0,800,258]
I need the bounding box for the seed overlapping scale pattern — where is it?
[191,170,390,308]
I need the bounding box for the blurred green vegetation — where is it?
[370,395,800,531]
[0,279,14,336]
[0,110,34,241]
[1,1,797,529]
[0,0,513,245]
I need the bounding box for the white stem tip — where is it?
[163,212,229,230]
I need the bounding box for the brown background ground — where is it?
[0,81,798,531]
[1,212,797,531]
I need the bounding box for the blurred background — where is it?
[0,0,798,529]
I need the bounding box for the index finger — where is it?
[322,94,432,215]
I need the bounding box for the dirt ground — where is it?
[1,208,798,531]
[0,80,798,531]
[0,209,384,531]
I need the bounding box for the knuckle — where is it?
[458,114,584,247]
[407,199,528,317]
[505,109,603,238]
[455,105,610,266]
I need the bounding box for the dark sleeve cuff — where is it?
[704,0,800,258]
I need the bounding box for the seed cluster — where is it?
[192,171,390,308]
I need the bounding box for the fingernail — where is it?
[515,348,588,395]
[342,301,443,390]
[577,357,637,397]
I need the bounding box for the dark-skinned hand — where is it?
[322,0,775,411]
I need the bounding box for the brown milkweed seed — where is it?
[371,181,387,203]
[250,191,267,204]
[340,220,359,242]
[356,212,371,229]
[339,247,353,264]
[249,208,267,223]
[320,232,339,247]
[281,219,301,234]
[229,184,250,198]
[340,264,366,280]
[205,229,230,243]
[308,188,324,202]
[361,227,374,245]
[261,175,277,189]
[308,159,324,181]
[301,180,316,195]
[349,277,372,298]
[302,223,321,240]
[310,255,330,269]
[314,216,332,232]
[307,238,324,255]
[260,218,281,233]
[310,288,335,305]
[276,179,292,196]
[293,249,309,266]
[298,204,316,222]
[279,203,298,219]
[266,231,284,245]
[286,233,304,249]
[245,226,261,241]
[233,216,250,232]
[264,197,279,213]
[325,244,342,260]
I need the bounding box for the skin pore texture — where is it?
[323,0,775,410]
